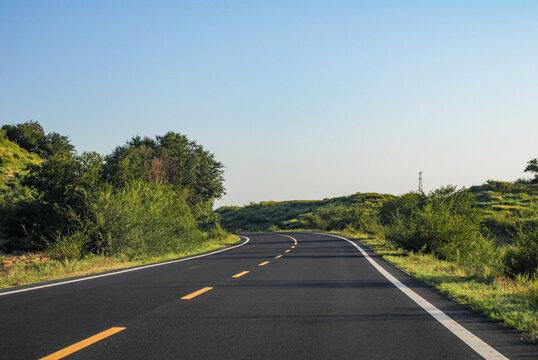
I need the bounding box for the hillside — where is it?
[469,181,538,243]
[217,193,394,232]
[0,130,42,193]
[217,181,538,241]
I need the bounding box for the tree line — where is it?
[0,121,227,259]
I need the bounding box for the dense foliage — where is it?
[2,121,73,159]
[0,122,226,260]
[103,133,225,208]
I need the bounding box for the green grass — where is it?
[0,234,239,288]
[343,231,538,343]
[470,182,538,243]
[0,130,42,188]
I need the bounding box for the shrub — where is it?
[303,204,377,234]
[207,224,229,241]
[381,187,484,262]
[45,231,87,262]
[504,227,538,276]
[86,182,201,258]
[460,235,505,278]
[378,192,425,226]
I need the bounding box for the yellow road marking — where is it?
[181,287,213,300]
[279,234,298,245]
[285,250,290,253]
[258,261,270,266]
[292,246,296,249]
[39,327,126,360]
[275,255,282,259]
[233,271,249,278]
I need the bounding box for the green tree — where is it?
[9,151,104,246]
[2,121,74,158]
[524,158,538,183]
[2,121,45,155]
[103,132,225,207]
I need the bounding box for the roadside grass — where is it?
[335,230,538,344]
[0,234,239,289]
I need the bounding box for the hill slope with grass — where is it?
[217,192,394,232]
[218,181,538,242]
[0,130,42,192]
[469,181,538,243]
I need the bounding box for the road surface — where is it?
[1,232,536,359]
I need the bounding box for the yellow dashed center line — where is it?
[258,261,270,266]
[233,271,249,278]
[279,234,298,245]
[181,287,213,300]
[275,255,283,259]
[285,250,290,253]
[39,327,126,360]
[292,246,296,249]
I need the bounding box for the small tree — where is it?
[524,158,538,183]
[2,121,74,158]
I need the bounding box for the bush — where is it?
[2,151,105,248]
[378,192,425,227]
[460,235,505,278]
[86,182,201,258]
[207,224,229,241]
[303,204,378,234]
[381,187,484,262]
[45,231,87,262]
[504,227,538,276]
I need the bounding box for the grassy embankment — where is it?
[0,130,41,201]
[0,132,42,183]
[0,234,239,288]
[218,192,394,232]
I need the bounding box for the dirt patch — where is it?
[0,253,50,269]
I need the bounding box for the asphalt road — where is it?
[1,232,537,359]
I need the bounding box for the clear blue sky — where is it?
[1,1,537,207]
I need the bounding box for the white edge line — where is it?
[311,232,508,360]
[0,236,250,297]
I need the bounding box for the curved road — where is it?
[0,232,536,359]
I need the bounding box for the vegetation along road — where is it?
[1,232,536,359]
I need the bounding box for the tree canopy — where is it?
[103,132,225,204]
[2,121,74,158]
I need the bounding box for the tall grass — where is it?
[1,233,238,288]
